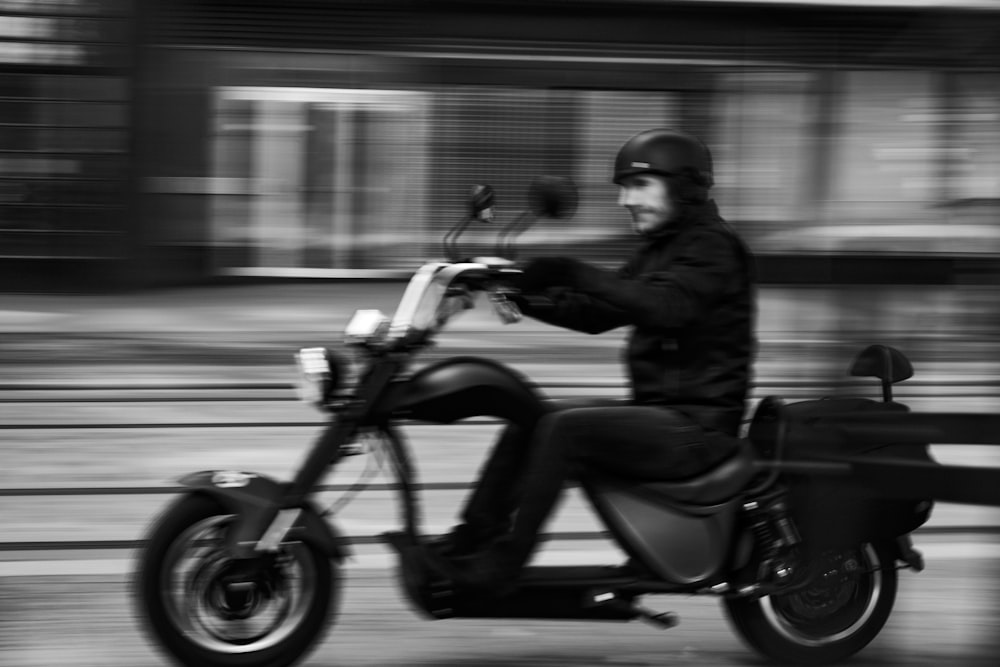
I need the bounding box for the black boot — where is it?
[427,521,510,558]
[444,536,522,598]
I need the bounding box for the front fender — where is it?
[372,356,549,426]
[178,470,348,561]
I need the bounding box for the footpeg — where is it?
[587,590,679,630]
[634,607,679,630]
[896,535,925,572]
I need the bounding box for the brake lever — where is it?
[488,288,523,324]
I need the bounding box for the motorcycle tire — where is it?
[723,541,897,666]
[133,493,338,667]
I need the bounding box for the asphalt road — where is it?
[3,538,1000,667]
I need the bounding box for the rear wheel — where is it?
[134,494,338,667]
[724,541,897,666]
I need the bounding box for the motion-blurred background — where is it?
[7,0,1000,394]
[3,0,1000,289]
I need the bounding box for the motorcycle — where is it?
[135,177,957,667]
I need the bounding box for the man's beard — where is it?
[631,208,672,236]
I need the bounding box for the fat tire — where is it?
[724,541,897,666]
[133,493,338,667]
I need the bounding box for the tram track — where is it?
[4,332,1000,560]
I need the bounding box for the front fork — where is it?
[239,358,401,558]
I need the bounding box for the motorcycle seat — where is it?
[592,441,758,506]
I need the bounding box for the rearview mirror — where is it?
[469,184,495,222]
[528,175,578,219]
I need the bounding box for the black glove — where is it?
[518,257,603,293]
[518,257,579,292]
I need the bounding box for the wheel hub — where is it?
[207,559,283,620]
[212,580,265,620]
[784,553,860,620]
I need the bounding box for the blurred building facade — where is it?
[3,0,1000,289]
[0,0,132,290]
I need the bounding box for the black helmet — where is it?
[613,129,714,195]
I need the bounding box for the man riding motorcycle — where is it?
[433,128,757,594]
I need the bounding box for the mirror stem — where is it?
[443,216,472,261]
[497,211,536,259]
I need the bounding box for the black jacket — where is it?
[524,201,755,435]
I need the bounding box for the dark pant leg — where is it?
[568,406,731,479]
[459,398,623,536]
[459,422,526,534]
[500,405,732,569]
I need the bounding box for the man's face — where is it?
[617,173,676,236]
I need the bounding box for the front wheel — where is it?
[133,493,338,667]
[724,541,897,666]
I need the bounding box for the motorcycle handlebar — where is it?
[438,262,534,326]
[453,263,559,325]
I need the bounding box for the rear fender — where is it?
[178,470,348,561]
[372,356,548,425]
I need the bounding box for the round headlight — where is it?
[294,347,344,406]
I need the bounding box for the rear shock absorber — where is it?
[744,488,801,586]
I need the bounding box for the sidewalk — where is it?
[0,279,988,339]
[0,282,412,336]
[0,282,623,385]
[3,282,999,389]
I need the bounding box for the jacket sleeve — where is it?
[521,286,631,334]
[571,230,745,330]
